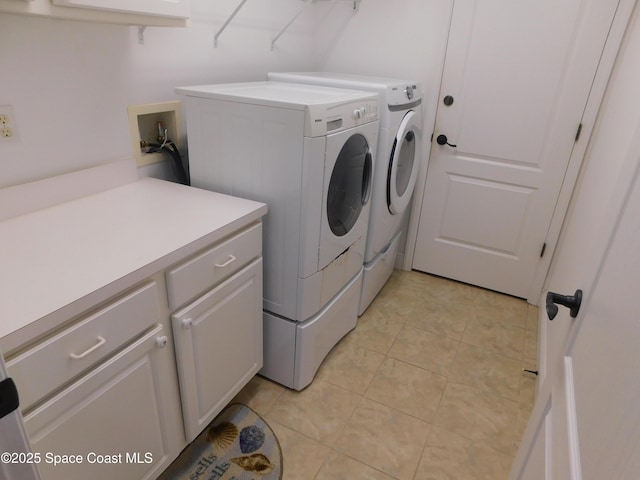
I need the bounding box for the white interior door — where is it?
[412,0,620,299]
[511,146,640,479]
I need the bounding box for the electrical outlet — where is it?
[0,105,18,142]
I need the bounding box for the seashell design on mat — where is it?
[231,453,276,475]
[206,421,239,450]
[239,425,265,453]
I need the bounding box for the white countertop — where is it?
[0,177,267,353]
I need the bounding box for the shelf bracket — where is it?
[137,26,147,45]
[271,0,314,51]
[214,0,250,48]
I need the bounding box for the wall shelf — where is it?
[213,0,360,49]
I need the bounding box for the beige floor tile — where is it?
[315,340,385,394]
[414,273,479,304]
[415,425,513,480]
[266,379,361,444]
[365,358,446,422]
[335,398,431,480]
[231,375,285,415]
[448,343,522,401]
[388,325,459,377]
[267,420,331,480]
[348,307,404,354]
[382,270,430,292]
[474,290,528,329]
[462,313,525,360]
[513,408,531,455]
[404,299,471,341]
[369,273,441,321]
[524,328,538,363]
[526,305,539,332]
[434,383,519,456]
[519,372,537,408]
[314,450,396,480]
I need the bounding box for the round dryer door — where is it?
[387,110,421,215]
[327,133,373,237]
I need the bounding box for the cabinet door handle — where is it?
[182,318,193,329]
[69,336,106,360]
[155,336,168,348]
[214,254,236,268]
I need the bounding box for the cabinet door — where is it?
[51,0,189,19]
[24,324,184,480]
[172,259,263,441]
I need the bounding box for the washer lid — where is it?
[176,81,377,110]
[266,72,422,106]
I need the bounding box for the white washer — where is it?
[176,81,379,390]
[267,72,423,314]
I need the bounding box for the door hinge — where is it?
[575,123,583,142]
[540,242,547,258]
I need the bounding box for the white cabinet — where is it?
[169,223,263,442]
[24,324,181,480]
[7,283,184,480]
[52,0,189,19]
[0,0,190,26]
[0,176,267,480]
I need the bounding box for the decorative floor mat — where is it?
[159,403,282,480]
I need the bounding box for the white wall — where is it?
[0,0,323,188]
[0,0,453,190]
[316,0,452,134]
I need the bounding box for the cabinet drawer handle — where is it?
[214,255,236,268]
[69,336,106,360]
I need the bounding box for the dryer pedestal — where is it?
[358,231,402,315]
[260,270,362,390]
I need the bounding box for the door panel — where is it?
[413,0,620,298]
[544,167,640,480]
[512,117,640,480]
[441,176,532,255]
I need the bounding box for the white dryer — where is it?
[267,72,423,314]
[176,81,379,390]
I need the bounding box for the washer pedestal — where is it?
[260,270,362,390]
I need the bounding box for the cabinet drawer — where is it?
[166,222,262,309]
[7,282,159,411]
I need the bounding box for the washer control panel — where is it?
[307,96,379,137]
[351,102,378,123]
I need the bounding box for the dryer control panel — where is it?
[387,83,422,107]
[306,97,379,138]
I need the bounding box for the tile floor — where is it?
[232,270,539,480]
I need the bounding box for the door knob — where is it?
[546,289,582,320]
[436,134,457,148]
